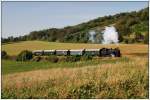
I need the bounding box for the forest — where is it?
[2,7,148,44]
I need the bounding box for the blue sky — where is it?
[2,1,148,38]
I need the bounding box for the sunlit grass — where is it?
[2,40,148,56]
[2,56,148,98]
[2,41,149,98]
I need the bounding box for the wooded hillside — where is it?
[2,7,148,44]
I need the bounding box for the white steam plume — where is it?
[89,30,96,43]
[102,26,119,44]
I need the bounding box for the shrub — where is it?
[9,56,17,61]
[1,51,8,59]
[31,56,42,62]
[66,55,81,62]
[16,50,33,61]
[58,56,67,62]
[47,55,58,63]
[81,55,92,61]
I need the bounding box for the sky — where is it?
[2,1,148,38]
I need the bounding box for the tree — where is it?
[2,7,148,44]
[16,50,33,61]
[1,51,8,59]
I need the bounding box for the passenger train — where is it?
[32,48,121,57]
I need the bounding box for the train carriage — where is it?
[32,50,44,56]
[43,50,56,55]
[84,49,100,56]
[70,49,85,56]
[56,50,70,56]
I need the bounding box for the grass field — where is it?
[2,40,148,56]
[2,41,149,99]
[2,57,130,75]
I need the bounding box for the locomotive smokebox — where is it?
[114,47,121,57]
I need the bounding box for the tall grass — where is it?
[2,41,148,98]
[2,56,148,99]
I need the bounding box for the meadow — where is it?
[2,41,149,99]
[2,58,126,75]
[2,40,148,55]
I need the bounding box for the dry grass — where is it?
[2,55,148,98]
[2,40,148,55]
[2,41,148,98]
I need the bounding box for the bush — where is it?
[81,55,92,61]
[47,55,58,63]
[16,50,33,61]
[58,56,67,62]
[9,56,17,61]
[1,51,8,59]
[31,56,42,62]
[66,55,81,62]
[124,39,129,44]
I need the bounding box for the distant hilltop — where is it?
[2,7,148,44]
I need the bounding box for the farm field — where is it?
[2,41,149,99]
[2,40,148,56]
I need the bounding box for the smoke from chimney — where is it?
[102,26,119,44]
[89,30,96,43]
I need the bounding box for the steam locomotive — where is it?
[32,48,121,57]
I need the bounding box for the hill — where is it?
[2,7,148,44]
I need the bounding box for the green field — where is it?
[2,57,130,75]
[2,41,149,99]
